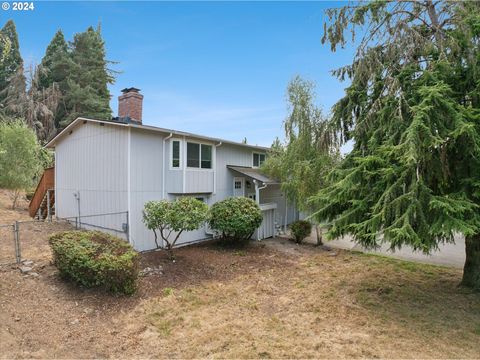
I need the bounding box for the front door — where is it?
[233,177,245,197]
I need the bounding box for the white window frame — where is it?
[169,138,182,170]
[252,152,266,168]
[186,140,214,171]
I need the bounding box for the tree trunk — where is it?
[461,234,480,291]
[166,245,176,261]
[315,224,323,246]
[10,190,20,210]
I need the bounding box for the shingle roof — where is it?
[227,165,279,184]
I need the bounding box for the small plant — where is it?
[163,287,174,296]
[143,197,208,259]
[290,220,312,244]
[49,231,139,295]
[208,197,263,242]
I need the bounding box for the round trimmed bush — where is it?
[290,220,312,244]
[49,231,139,295]
[208,197,263,241]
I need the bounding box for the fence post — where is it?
[14,221,21,264]
[75,217,78,229]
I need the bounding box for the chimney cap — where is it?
[121,87,141,94]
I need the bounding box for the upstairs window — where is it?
[253,152,266,167]
[171,140,181,168]
[201,144,212,169]
[187,142,213,169]
[187,143,200,168]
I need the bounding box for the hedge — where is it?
[49,231,139,295]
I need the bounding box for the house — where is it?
[41,88,299,251]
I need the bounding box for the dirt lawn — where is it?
[0,191,479,358]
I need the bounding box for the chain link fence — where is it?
[0,211,129,266]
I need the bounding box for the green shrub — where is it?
[143,197,208,259]
[49,231,139,295]
[208,197,263,241]
[290,220,312,244]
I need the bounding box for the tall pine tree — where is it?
[314,1,480,290]
[38,30,69,90]
[0,20,25,106]
[38,30,70,127]
[62,26,113,126]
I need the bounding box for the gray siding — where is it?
[184,170,214,193]
[128,128,164,250]
[260,184,285,226]
[213,143,255,203]
[55,121,128,237]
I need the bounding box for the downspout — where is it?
[127,127,132,244]
[162,133,173,199]
[213,142,222,197]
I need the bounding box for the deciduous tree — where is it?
[143,197,208,260]
[262,76,339,245]
[0,120,45,208]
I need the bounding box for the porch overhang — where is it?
[227,166,279,185]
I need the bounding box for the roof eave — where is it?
[45,117,271,151]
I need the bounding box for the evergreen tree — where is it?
[0,20,25,105]
[314,1,480,289]
[38,30,70,127]
[38,30,69,90]
[62,26,114,126]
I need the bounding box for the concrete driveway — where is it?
[305,230,465,268]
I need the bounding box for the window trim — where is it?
[186,140,214,170]
[169,138,182,170]
[252,152,266,168]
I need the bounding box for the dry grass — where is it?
[117,247,479,359]
[0,191,479,358]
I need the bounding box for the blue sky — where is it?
[2,1,355,147]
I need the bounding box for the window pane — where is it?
[253,153,259,167]
[187,142,200,167]
[172,141,180,168]
[259,154,266,166]
[201,144,212,169]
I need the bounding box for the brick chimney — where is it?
[118,87,143,124]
